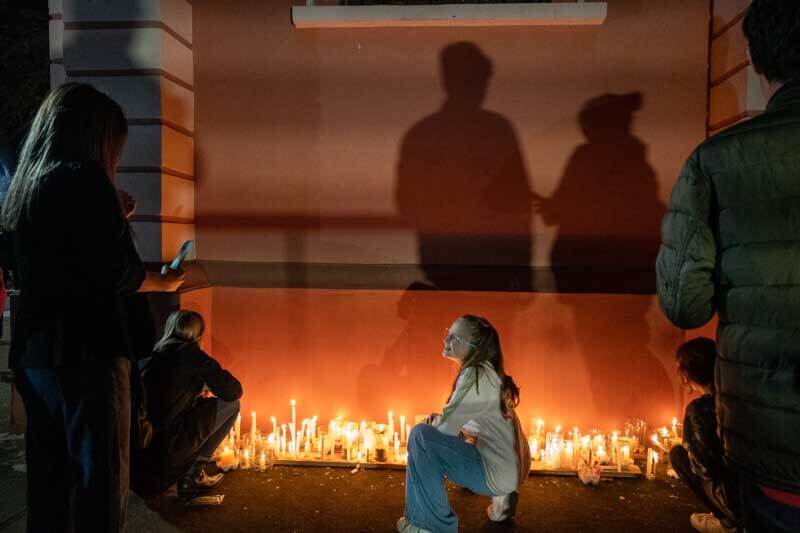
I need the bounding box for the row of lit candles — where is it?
[527,417,682,473]
[216,400,414,470]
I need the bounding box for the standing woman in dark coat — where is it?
[138,310,242,499]
[1,83,155,532]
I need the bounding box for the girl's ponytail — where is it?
[500,374,520,419]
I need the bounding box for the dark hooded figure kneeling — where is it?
[135,310,242,499]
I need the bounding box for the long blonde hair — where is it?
[447,315,520,419]
[1,83,127,231]
[154,310,205,352]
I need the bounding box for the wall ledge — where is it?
[291,2,607,29]
[176,260,656,295]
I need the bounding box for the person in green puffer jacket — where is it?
[656,2,800,532]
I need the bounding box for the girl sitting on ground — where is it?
[398,315,530,533]
[670,337,737,533]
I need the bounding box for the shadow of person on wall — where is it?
[356,282,454,418]
[395,42,533,292]
[534,93,673,426]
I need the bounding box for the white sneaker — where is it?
[396,517,432,533]
[690,513,735,533]
[486,491,519,522]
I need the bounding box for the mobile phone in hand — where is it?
[161,240,193,275]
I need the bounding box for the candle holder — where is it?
[374,447,387,462]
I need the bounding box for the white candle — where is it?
[259,452,267,471]
[596,444,607,463]
[646,448,656,480]
[218,446,236,470]
[621,445,631,464]
[235,413,241,443]
[251,411,257,442]
[552,438,562,469]
[281,424,287,453]
[271,416,277,443]
[406,424,410,443]
[529,436,540,461]
[296,430,302,458]
[611,432,619,463]
[565,441,574,467]
[229,428,235,448]
[672,417,679,438]
[536,419,544,438]
[242,449,250,469]
[388,411,394,444]
[400,416,406,443]
[290,399,297,455]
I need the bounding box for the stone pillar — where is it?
[48,0,195,263]
[707,0,766,135]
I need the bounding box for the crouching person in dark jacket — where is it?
[136,310,242,499]
[669,338,737,532]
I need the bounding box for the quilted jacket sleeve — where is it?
[656,149,717,329]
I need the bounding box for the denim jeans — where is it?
[404,424,494,533]
[670,445,737,528]
[16,357,131,533]
[195,398,240,463]
[739,478,800,533]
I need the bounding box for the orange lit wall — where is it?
[189,0,711,430]
[182,288,686,430]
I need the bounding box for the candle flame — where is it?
[290,399,296,406]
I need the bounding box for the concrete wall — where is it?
[193,0,709,270]
[187,0,712,431]
[201,287,684,430]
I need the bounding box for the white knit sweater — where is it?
[431,362,518,495]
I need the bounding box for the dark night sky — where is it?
[0,0,49,141]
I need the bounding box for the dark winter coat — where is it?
[7,161,145,368]
[656,80,800,492]
[136,342,242,495]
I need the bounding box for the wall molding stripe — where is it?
[117,166,194,181]
[182,260,657,295]
[710,60,750,87]
[128,118,194,137]
[66,69,193,92]
[63,20,192,50]
[131,214,194,224]
[711,10,747,40]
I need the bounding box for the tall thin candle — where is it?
[290,399,297,456]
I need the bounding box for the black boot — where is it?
[177,463,225,500]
